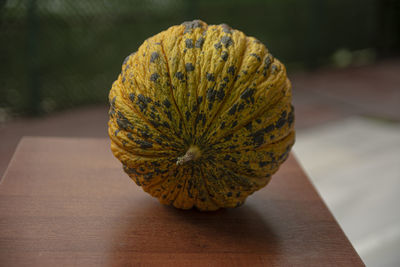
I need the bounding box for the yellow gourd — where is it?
[108,20,295,211]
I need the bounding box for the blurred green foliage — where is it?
[0,0,399,118]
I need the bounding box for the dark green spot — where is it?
[263,55,273,76]
[220,24,232,34]
[240,88,255,101]
[196,113,205,126]
[150,52,159,63]
[264,124,275,133]
[259,161,268,167]
[276,117,286,129]
[185,111,191,120]
[164,110,172,121]
[207,88,217,102]
[175,72,184,80]
[185,63,195,72]
[138,128,152,139]
[150,73,159,82]
[251,129,265,147]
[138,94,146,102]
[206,73,215,82]
[134,139,153,149]
[227,66,236,75]
[214,42,222,49]
[217,88,225,101]
[185,39,194,48]
[162,121,170,129]
[195,37,205,48]
[136,96,148,111]
[250,53,261,61]
[221,51,228,61]
[182,20,203,34]
[162,99,171,108]
[221,36,233,48]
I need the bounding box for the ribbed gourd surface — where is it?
[108,20,295,211]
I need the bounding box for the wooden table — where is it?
[0,137,364,266]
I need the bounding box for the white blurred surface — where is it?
[293,116,400,267]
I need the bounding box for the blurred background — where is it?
[1,0,399,266]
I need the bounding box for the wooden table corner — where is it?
[0,136,364,266]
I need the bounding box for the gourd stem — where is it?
[176,145,201,165]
